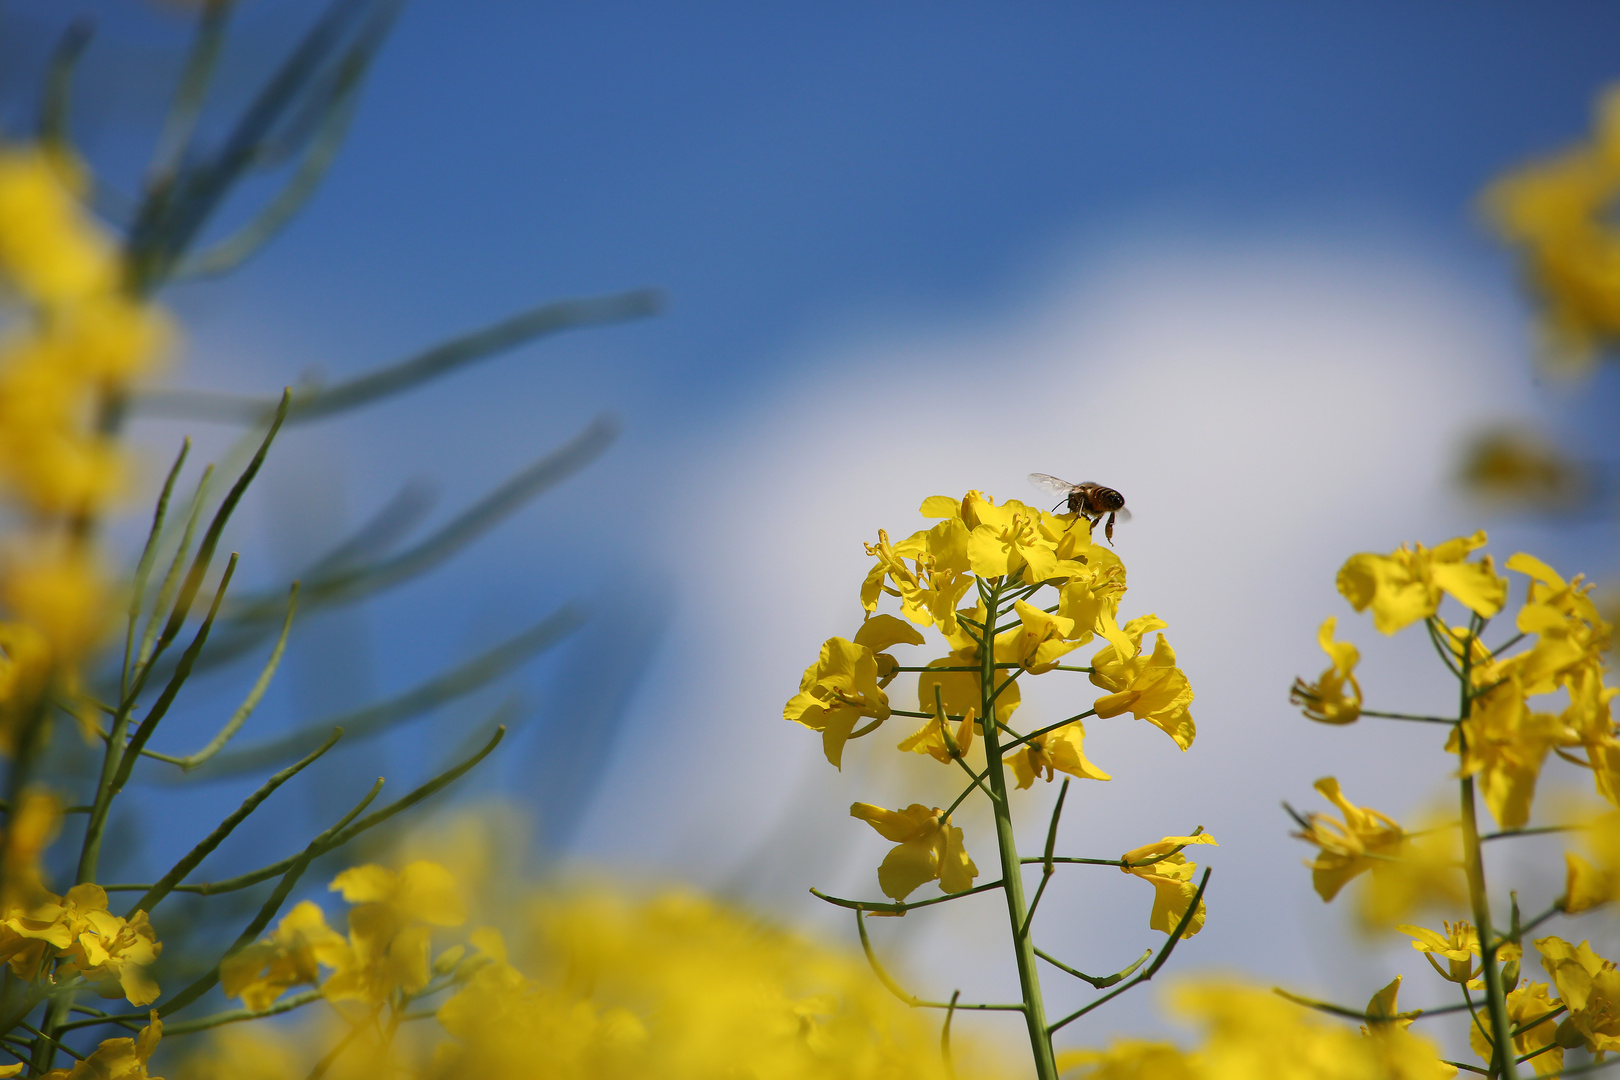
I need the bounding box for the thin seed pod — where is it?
[100,721,507,897]
[128,726,342,916]
[134,463,213,674]
[186,606,574,778]
[153,391,288,654]
[123,438,191,697]
[134,290,661,423]
[175,582,299,771]
[80,554,239,885]
[173,32,371,281]
[110,553,240,798]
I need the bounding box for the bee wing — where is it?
[1114,507,1132,523]
[1027,473,1077,496]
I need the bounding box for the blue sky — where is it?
[6,0,1620,1054]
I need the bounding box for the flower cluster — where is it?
[1483,85,1620,374]
[1300,534,1615,830]
[1282,532,1620,1077]
[0,793,161,1008]
[1061,979,1450,1080]
[787,492,1198,901]
[182,868,997,1080]
[0,148,168,752]
[222,860,468,1013]
[785,489,1208,1078]
[38,1012,161,1080]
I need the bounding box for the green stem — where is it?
[1454,617,1516,1080]
[978,577,1057,1080]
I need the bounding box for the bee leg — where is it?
[1104,512,1116,546]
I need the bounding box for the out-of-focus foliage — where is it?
[173,809,1007,1080]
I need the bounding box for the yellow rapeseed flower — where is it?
[1535,935,1620,1055]
[1119,835,1216,939]
[318,861,467,1006]
[1292,777,1406,904]
[848,802,977,901]
[0,883,160,1005]
[1336,532,1507,635]
[1169,980,1453,1080]
[221,900,350,1011]
[1009,722,1111,789]
[0,150,116,307]
[1483,86,1620,375]
[896,706,977,765]
[1290,617,1362,725]
[0,788,60,913]
[1445,675,1563,830]
[1089,614,1195,750]
[1395,921,1478,983]
[1468,980,1563,1076]
[994,600,1083,673]
[784,637,892,768]
[1055,1039,1198,1079]
[40,1012,161,1080]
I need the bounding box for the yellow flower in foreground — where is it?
[959,491,1065,583]
[1292,777,1406,903]
[321,860,467,1005]
[171,1028,300,1080]
[1055,1040,1198,1079]
[1009,722,1111,789]
[1171,980,1453,1080]
[994,600,1083,673]
[784,637,891,769]
[1535,935,1620,1055]
[1054,552,1129,653]
[860,518,973,635]
[917,646,1022,729]
[1565,850,1615,913]
[852,613,925,686]
[1468,981,1563,1077]
[432,890,980,1080]
[896,707,976,764]
[0,788,60,912]
[1483,85,1620,375]
[58,902,163,1006]
[1562,809,1620,915]
[1358,821,1468,931]
[849,803,977,901]
[221,900,350,1011]
[1290,617,1362,725]
[1336,532,1507,635]
[1120,835,1216,939]
[1498,553,1611,698]
[41,1011,160,1080]
[1,548,108,670]
[0,883,161,1004]
[1445,676,1562,829]
[0,149,116,307]
[1089,615,1194,750]
[1396,921,1478,983]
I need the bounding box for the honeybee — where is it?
[1028,473,1131,545]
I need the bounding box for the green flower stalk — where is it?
[1283,532,1620,1079]
[788,488,1213,1079]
